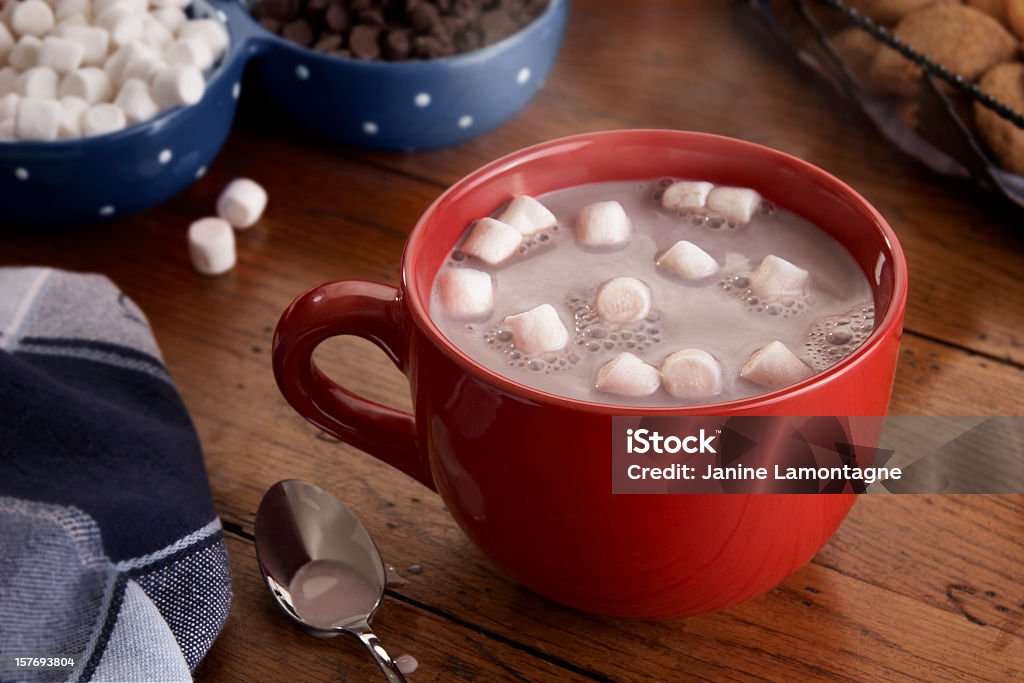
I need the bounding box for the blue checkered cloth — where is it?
[0,267,232,682]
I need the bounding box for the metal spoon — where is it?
[255,479,408,682]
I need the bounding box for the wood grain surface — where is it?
[2,1,1022,681]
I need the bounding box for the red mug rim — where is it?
[403,129,909,415]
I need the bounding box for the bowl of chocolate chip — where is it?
[249,0,568,150]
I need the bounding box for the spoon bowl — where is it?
[255,479,407,681]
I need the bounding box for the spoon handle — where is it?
[351,623,409,682]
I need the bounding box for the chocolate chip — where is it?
[480,8,516,43]
[261,0,299,21]
[332,48,353,57]
[358,8,385,26]
[259,16,282,32]
[282,18,314,45]
[383,28,411,59]
[314,33,343,51]
[349,24,381,58]
[408,2,438,31]
[325,2,350,31]
[455,27,479,51]
[413,33,446,58]
[348,0,372,11]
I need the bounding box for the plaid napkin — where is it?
[0,268,232,683]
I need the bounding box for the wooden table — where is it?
[4,1,1023,680]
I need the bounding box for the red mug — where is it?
[273,130,908,618]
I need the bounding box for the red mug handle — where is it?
[272,280,434,490]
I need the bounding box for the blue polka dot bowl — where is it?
[0,0,248,226]
[253,0,568,151]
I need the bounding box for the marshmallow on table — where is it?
[15,97,61,140]
[594,352,660,397]
[59,26,110,66]
[82,101,125,134]
[150,64,203,109]
[497,195,557,235]
[575,200,631,247]
[16,67,58,100]
[461,217,521,265]
[58,95,88,136]
[705,186,761,224]
[595,276,651,324]
[9,36,43,71]
[59,67,112,103]
[39,36,86,73]
[503,304,568,354]
[657,240,719,280]
[437,268,493,320]
[217,178,268,229]
[661,180,713,211]
[114,78,157,122]
[164,37,212,70]
[188,217,236,276]
[750,255,809,299]
[11,1,55,38]
[660,348,724,400]
[740,341,813,389]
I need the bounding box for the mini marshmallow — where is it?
[119,54,160,83]
[17,67,58,99]
[58,94,88,136]
[149,64,203,108]
[93,0,146,15]
[661,180,713,211]
[750,255,809,299]
[141,14,173,48]
[14,97,60,140]
[0,23,14,62]
[151,6,186,32]
[504,304,569,354]
[177,19,227,60]
[656,240,719,280]
[188,217,236,276]
[660,348,724,400]
[104,40,155,82]
[0,67,17,94]
[107,12,144,47]
[0,92,19,122]
[149,0,191,9]
[497,195,556,235]
[12,0,55,38]
[705,186,761,224]
[217,178,267,229]
[60,26,109,66]
[39,36,85,73]
[59,66,111,102]
[0,119,14,138]
[114,77,156,121]
[54,0,91,22]
[575,200,631,247]
[594,352,660,397]
[437,268,493,320]
[164,37,211,70]
[81,101,125,134]
[595,276,651,324]
[740,341,813,389]
[55,13,89,29]
[461,217,521,266]
[9,36,43,71]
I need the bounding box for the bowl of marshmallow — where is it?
[0,0,568,225]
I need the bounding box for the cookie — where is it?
[845,0,942,25]
[869,3,1018,97]
[974,61,1024,174]
[829,26,880,88]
